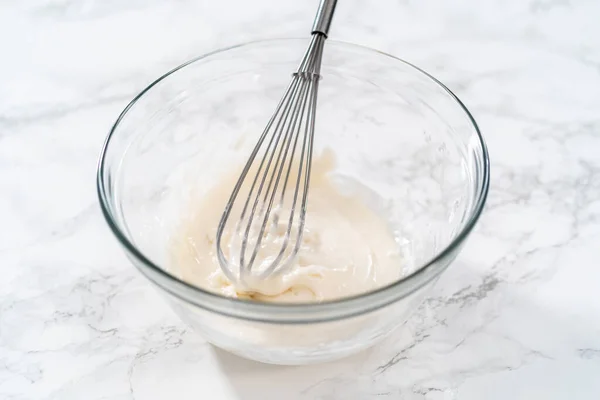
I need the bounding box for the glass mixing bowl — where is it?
[97,39,489,365]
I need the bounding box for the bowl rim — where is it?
[97,38,490,323]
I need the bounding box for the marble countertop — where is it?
[2,0,600,398]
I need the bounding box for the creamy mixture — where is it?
[169,150,402,302]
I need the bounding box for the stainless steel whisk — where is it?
[216,0,337,286]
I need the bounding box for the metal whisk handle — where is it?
[312,0,338,37]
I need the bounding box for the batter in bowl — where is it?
[168,150,403,302]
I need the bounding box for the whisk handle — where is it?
[311,0,337,37]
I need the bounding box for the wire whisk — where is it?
[216,0,337,286]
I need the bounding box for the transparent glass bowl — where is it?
[97,39,489,365]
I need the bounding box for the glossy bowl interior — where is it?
[98,39,489,364]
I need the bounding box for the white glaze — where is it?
[169,150,402,302]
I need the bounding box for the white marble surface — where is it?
[2,0,600,398]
